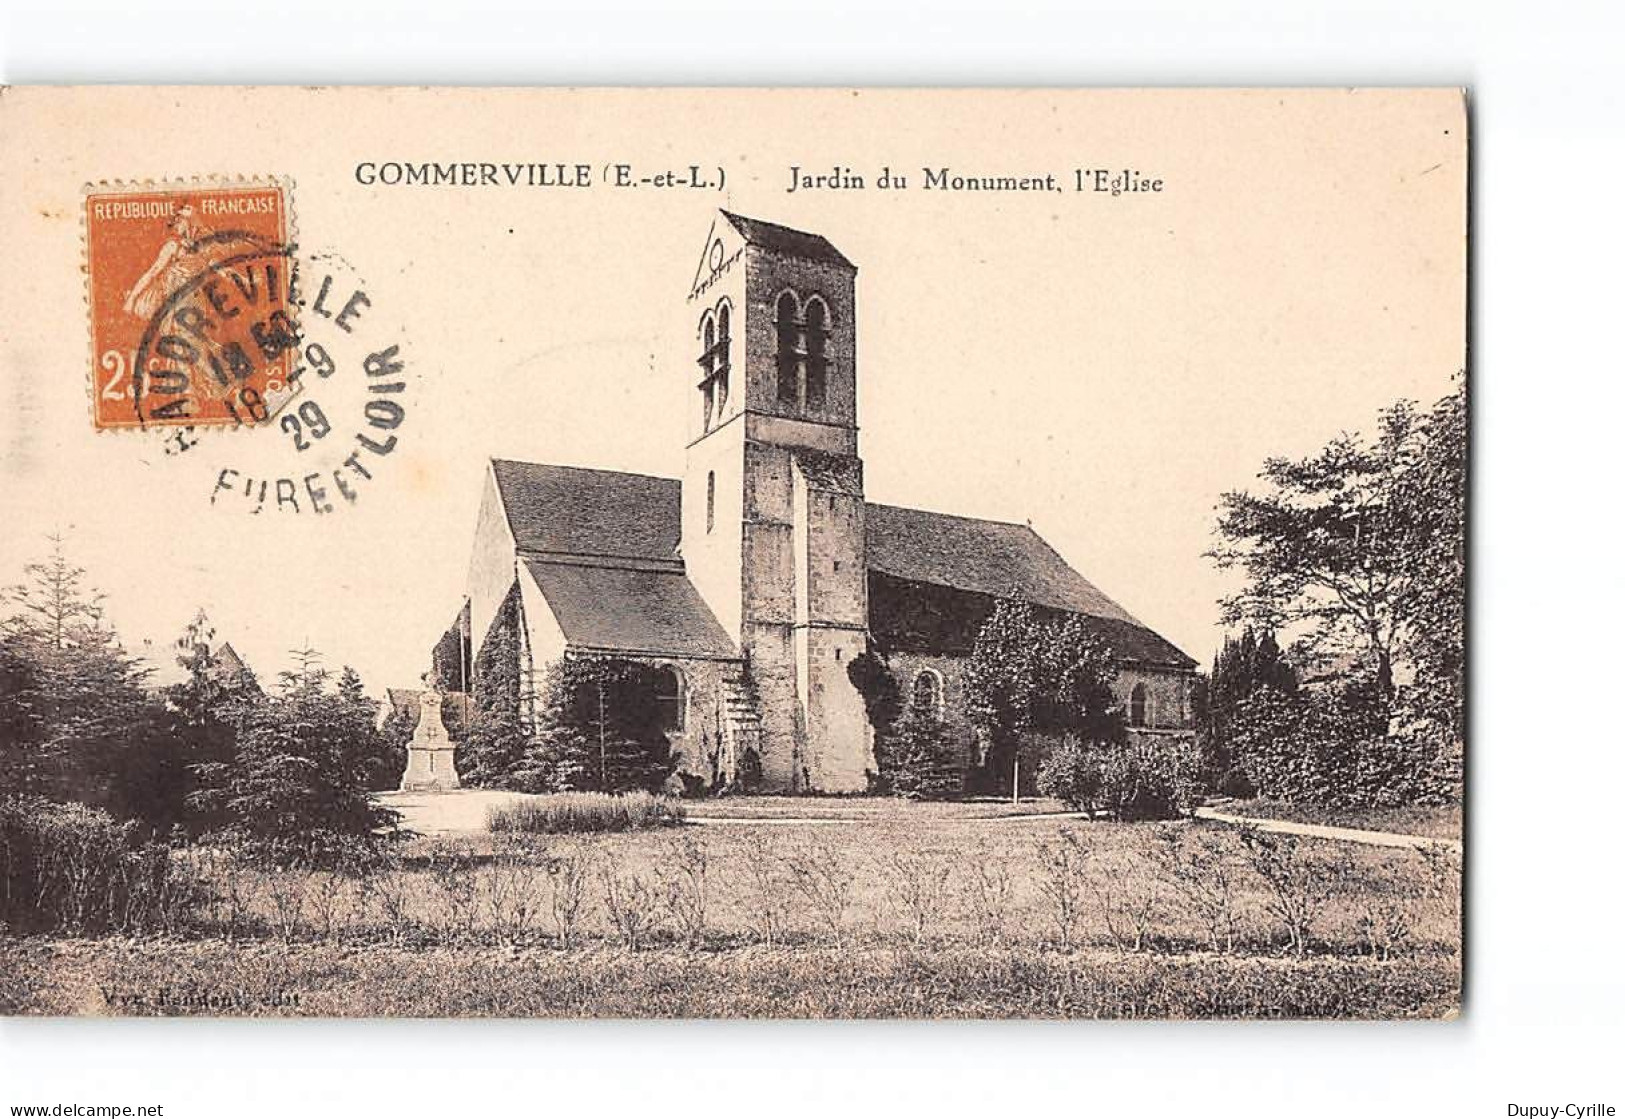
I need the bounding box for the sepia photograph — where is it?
[0,87,1467,1022]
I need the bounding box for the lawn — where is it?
[0,808,1462,1019]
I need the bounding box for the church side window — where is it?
[912,669,944,722]
[775,291,800,405]
[803,297,829,410]
[654,667,685,732]
[706,471,715,534]
[1130,683,1148,728]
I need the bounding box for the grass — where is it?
[486,791,684,834]
[1218,798,1463,841]
[0,938,1458,1019]
[0,812,1462,1019]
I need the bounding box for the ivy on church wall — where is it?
[458,583,526,787]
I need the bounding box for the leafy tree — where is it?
[963,600,1124,794]
[1209,404,1430,697]
[1394,378,1466,751]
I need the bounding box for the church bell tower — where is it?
[680,211,872,792]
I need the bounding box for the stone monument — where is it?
[399,685,461,792]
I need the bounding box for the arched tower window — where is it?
[803,297,829,410]
[697,301,731,432]
[775,291,800,405]
[714,302,731,413]
[654,667,684,731]
[705,470,715,534]
[912,669,944,722]
[1130,683,1148,728]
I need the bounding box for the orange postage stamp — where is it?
[84,180,297,429]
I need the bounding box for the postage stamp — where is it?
[83,179,298,429]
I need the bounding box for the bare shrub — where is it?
[785,836,856,945]
[600,863,663,950]
[1237,827,1352,957]
[1090,840,1165,953]
[659,832,710,948]
[1348,854,1421,960]
[305,868,351,942]
[738,835,792,947]
[483,834,546,943]
[877,848,952,946]
[1149,824,1246,953]
[961,841,1015,947]
[426,838,479,940]
[545,846,592,948]
[1034,828,1090,949]
[259,868,308,945]
[364,853,416,945]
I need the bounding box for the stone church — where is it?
[433,211,1195,794]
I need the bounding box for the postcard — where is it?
[0,87,1465,1018]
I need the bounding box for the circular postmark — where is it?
[134,237,414,515]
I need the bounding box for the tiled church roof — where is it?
[490,460,1192,669]
[524,560,737,659]
[865,503,1138,624]
[491,459,680,563]
[721,211,855,269]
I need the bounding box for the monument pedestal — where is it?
[399,690,461,792]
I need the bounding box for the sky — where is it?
[0,88,1465,694]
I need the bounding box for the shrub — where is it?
[1228,678,1454,809]
[785,836,856,945]
[1237,827,1352,957]
[544,845,592,948]
[0,796,201,936]
[961,841,1015,947]
[1099,738,1202,822]
[486,792,684,834]
[1035,738,1104,812]
[738,835,792,947]
[1149,824,1247,953]
[599,864,663,950]
[1034,829,1090,948]
[660,832,710,947]
[875,849,952,946]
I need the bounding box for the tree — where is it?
[0,535,157,808]
[1394,378,1466,751]
[963,600,1124,794]
[1197,627,1298,785]
[191,650,397,864]
[1209,403,1431,697]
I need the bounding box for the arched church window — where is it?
[706,471,715,534]
[654,667,684,732]
[803,297,829,410]
[775,291,801,405]
[714,302,731,413]
[912,669,944,722]
[698,312,717,431]
[1130,683,1148,728]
